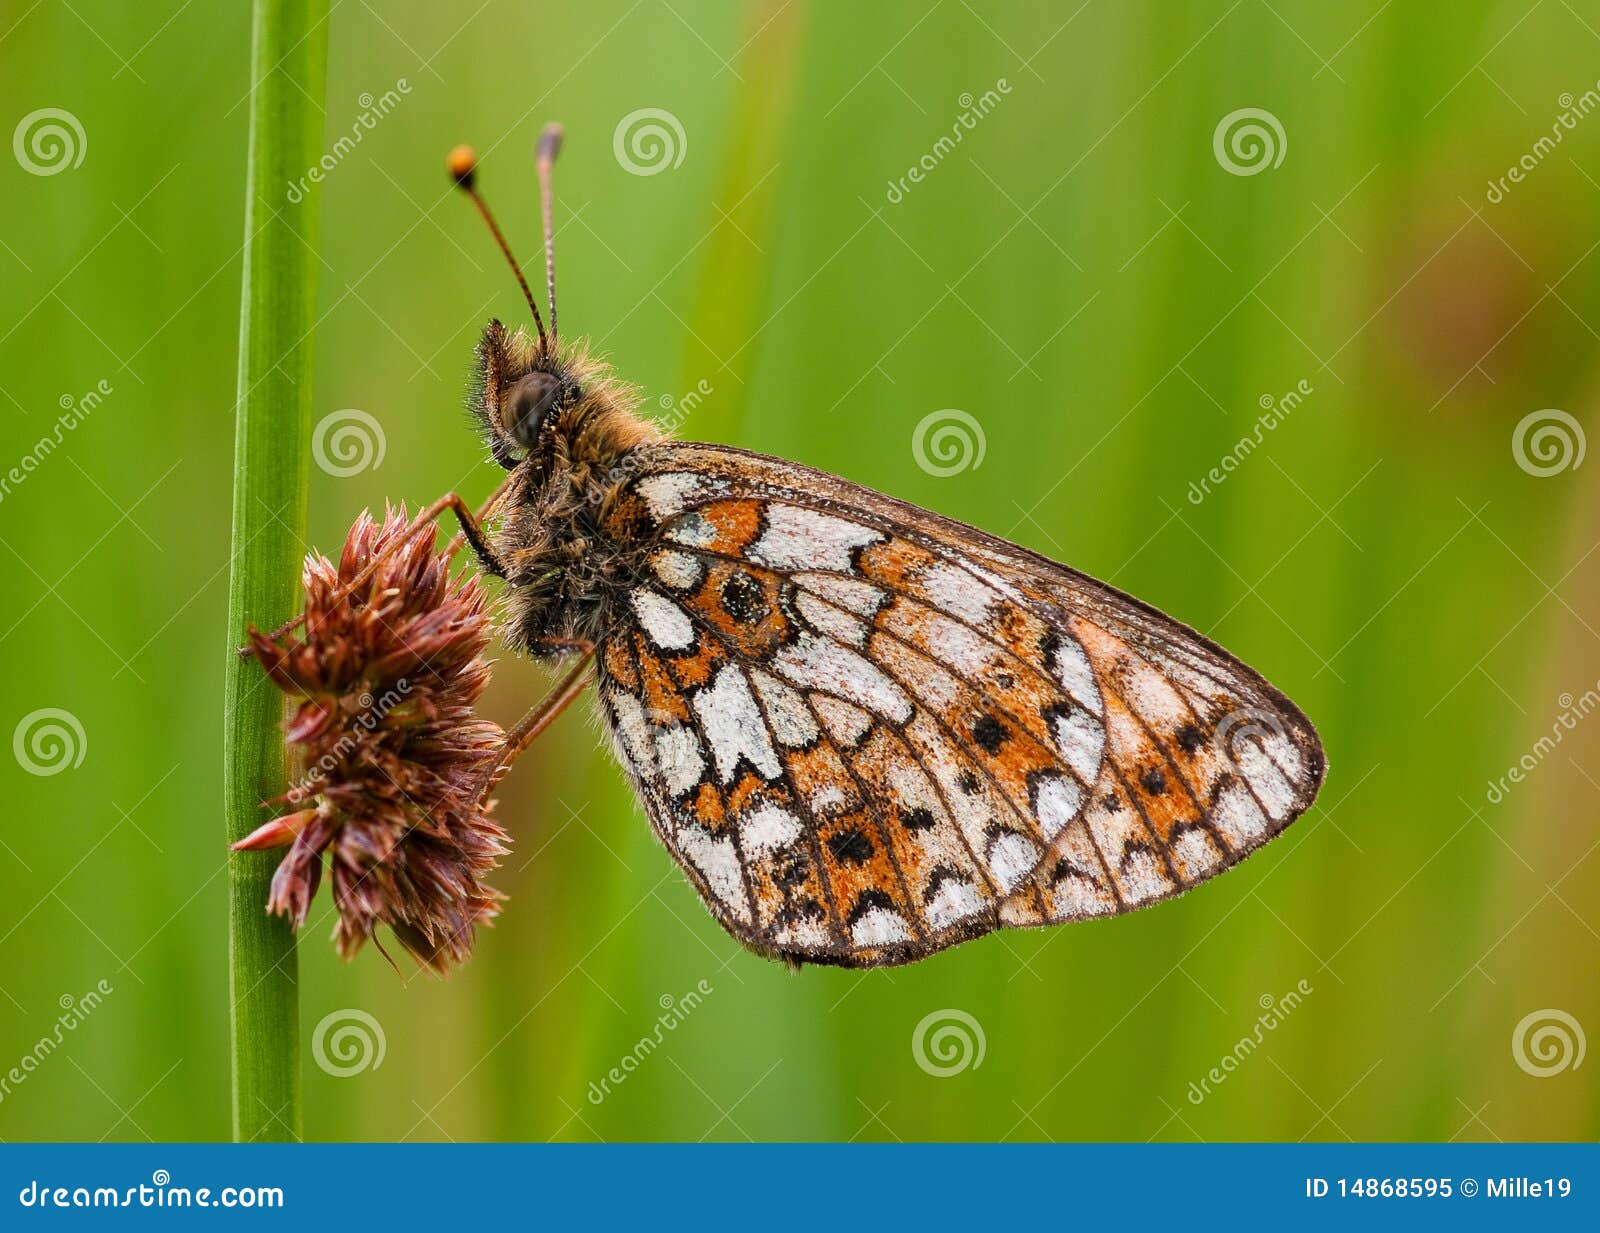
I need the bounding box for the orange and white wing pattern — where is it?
[592,444,1325,967]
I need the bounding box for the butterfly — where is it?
[401,129,1324,968]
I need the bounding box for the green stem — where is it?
[222,0,329,1144]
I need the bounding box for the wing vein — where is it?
[1101,670,1239,862]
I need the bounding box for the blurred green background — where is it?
[3,0,1598,1142]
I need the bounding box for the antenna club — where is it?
[446,144,478,188]
[537,123,565,167]
[450,144,549,350]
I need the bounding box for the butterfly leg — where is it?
[474,651,595,800]
[241,477,516,653]
[529,635,596,655]
[433,491,509,578]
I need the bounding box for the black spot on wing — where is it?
[776,899,826,928]
[1040,630,1064,676]
[774,855,812,889]
[1049,855,1098,885]
[846,888,896,927]
[720,569,766,624]
[971,714,1006,755]
[827,827,874,864]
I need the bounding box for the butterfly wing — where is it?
[592,443,1324,966]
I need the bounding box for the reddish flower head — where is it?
[239,507,508,973]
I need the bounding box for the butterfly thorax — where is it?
[486,344,662,659]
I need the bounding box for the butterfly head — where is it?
[470,320,583,468]
[469,320,655,474]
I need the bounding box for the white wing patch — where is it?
[636,471,727,520]
[748,669,820,748]
[742,803,803,858]
[607,688,653,771]
[774,632,913,724]
[630,587,695,651]
[1212,781,1270,844]
[919,560,1001,624]
[1049,631,1102,712]
[1118,848,1170,904]
[794,572,885,616]
[986,832,1041,893]
[850,904,914,947]
[1031,772,1084,841]
[665,513,719,550]
[1173,827,1225,879]
[749,504,883,571]
[650,549,704,591]
[692,665,782,783]
[813,695,874,747]
[1230,739,1297,821]
[1051,706,1105,783]
[924,875,986,928]
[677,825,748,921]
[653,724,707,797]
[795,589,869,647]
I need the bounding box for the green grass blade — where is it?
[221,0,330,1144]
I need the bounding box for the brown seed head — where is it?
[241,506,509,974]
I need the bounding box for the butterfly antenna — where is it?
[536,123,564,349]
[447,144,548,353]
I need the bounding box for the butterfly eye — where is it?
[501,371,562,448]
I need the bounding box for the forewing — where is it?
[594,443,1324,966]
